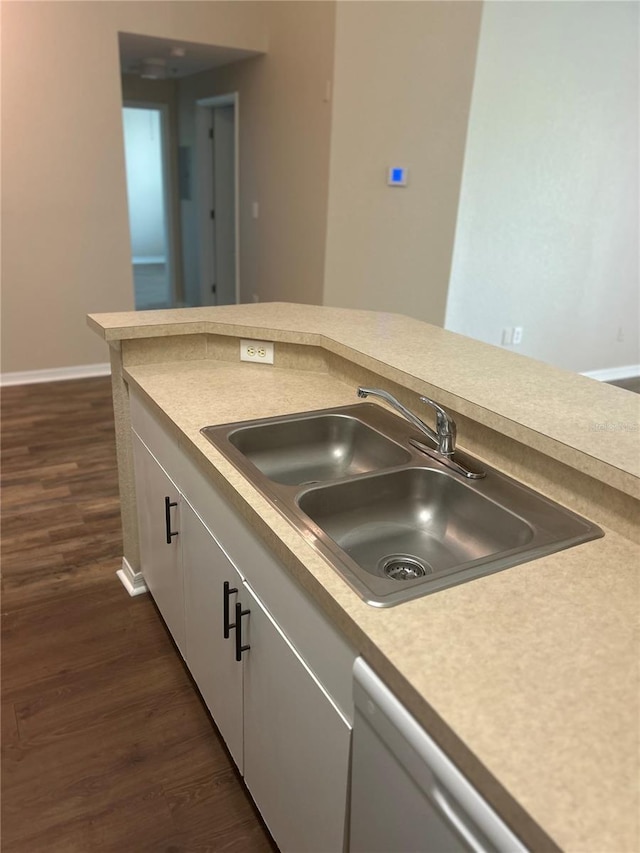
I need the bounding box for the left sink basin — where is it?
[201,405,411,486]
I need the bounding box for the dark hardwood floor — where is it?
[1,378,277,852]
[608,375,640,394]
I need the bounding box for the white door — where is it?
[131,434,185,657]
[212,105,236,306]
[241,581,351,853]
[182,500,244,768]
[204,104,236,306]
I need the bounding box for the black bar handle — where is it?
[223,581,238,639]
[164,496,178,545]
[235,601,250,662]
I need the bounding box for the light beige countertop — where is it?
[89,303,640,499]
[89,304,640,852]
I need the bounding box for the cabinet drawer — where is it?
[130,390,185,479]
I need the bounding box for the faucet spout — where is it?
[357,387,484,479]
[357,387,447,452]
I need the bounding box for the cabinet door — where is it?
[241,582,351,853]
[182,501,244,768]
[132,433,186,657]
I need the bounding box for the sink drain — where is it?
[382,555,431,581]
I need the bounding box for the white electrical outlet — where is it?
[512,326,523,345]
[240,339,274,364]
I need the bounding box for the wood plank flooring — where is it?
[608,375,640,394]
[1,378,277,852]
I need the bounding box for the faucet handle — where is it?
[419,397,456,455]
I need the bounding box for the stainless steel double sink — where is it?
[201,403,603,607]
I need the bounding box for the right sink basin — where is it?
[295,462,603,605]
[297,467,533,579]
[201,402,603,606]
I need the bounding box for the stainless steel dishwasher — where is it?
[350,659,528,853]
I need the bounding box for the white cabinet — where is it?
[130,392,355,853]
[182,510,350,851]
[182,501,244,768]
[242,581,351,853]
[182,509,350,850]
[132,433,186,657]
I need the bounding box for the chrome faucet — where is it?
[357,387,456,456]
[357,387,485,479]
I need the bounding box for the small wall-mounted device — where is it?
[387,167,408,187]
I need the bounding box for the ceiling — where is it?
[118,32,262,79]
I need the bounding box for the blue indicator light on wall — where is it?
[387,167,408,187]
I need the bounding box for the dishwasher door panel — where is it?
[349,659,527,853]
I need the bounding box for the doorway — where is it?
[196,94,239,306]
[122,103,175,309]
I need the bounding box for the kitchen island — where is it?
[89,303,639,853]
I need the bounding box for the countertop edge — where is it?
[87,308,640,501]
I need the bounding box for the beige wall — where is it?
[2,0,484,374]
[323,1,482,326]
[445,1,639,375]
[1,1,267,373]
[177,1,336,307]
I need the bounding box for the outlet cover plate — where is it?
[240,339,274,364]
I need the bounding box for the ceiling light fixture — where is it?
[140,58,167,80]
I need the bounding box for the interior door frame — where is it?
[122,100,176,306]
[195,93,240,305]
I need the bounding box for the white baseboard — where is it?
[581,364,640,382]
[1,362,111,387]
[116,557,148,597]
